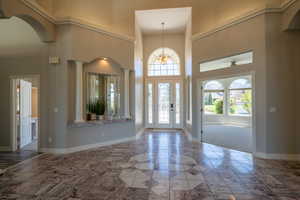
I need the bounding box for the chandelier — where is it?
[157,22,170,64]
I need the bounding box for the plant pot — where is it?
[86,113,92,121]
[99,115,104,120]
[91,113,97,120]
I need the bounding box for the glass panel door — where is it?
[147,82,154,125]
[158,82,171,127]
[146,79,182,128]
[175,82,181,126]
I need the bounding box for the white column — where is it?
[124,68,131,119]
[75,61,84,123]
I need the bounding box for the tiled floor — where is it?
[1,131,300,200]
[0,150,39,170]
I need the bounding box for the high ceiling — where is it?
[136,7,191,35]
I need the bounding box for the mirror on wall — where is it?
[86,73,121,121]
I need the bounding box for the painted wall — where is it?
[68,24,134,69]
[66,121,135,148]
[192,15,267,154]
[47,0,282,37]
[264,12,300,154]
[0,17,65,150]
[192,8,300,155]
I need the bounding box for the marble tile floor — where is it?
[1,131,300,200]
[0,150,40,170]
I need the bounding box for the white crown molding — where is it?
[281,0,298,10]
[192,0,297,41]
[56,17,135,42]
[40,136,136,154]
[21,0,297,44]
[21,0,134,42]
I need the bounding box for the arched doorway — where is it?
[146,48,183,129]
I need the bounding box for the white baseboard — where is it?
[0,146,11,152]
[254,152,300,161]
[136,128,145,140]
[40,137,136,154]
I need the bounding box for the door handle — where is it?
[170,103,174,111]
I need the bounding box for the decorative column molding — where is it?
[124,68,131,119]
[75,61,84,123]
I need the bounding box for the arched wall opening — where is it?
[0,0,55,42]
[0,16,50,153]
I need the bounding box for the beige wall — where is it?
[45,0,283,37]
[192,8,300,155]
[192,14,267,153]
[68,24,134,69]
[265,12,300,154]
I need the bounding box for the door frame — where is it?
[145,77,184,129]
[197,71,256,153]
[10,74,41,152]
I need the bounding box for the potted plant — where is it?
[95,99,105,120]
[86,101,97,120]
[86,102,93,121]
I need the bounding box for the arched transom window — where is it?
[148,48,180,76]
[203,81,224,115]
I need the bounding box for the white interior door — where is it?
[146,79,183,129]
[20,79,32,148]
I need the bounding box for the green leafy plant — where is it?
[95,100,105,116]
[229,99,236,114]
[241,90,252,114]
[87,101,96,114]
[214,100,223,114]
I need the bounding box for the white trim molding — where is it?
[21,0,297,43]
[254,152,300,161]
[21,0,134,42]
[192,0,297,41]
[40,137,136,154]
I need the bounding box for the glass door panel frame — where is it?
[145,78,183,129]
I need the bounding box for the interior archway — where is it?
[0,0,55,42]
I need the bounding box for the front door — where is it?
[146,79,182,128]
